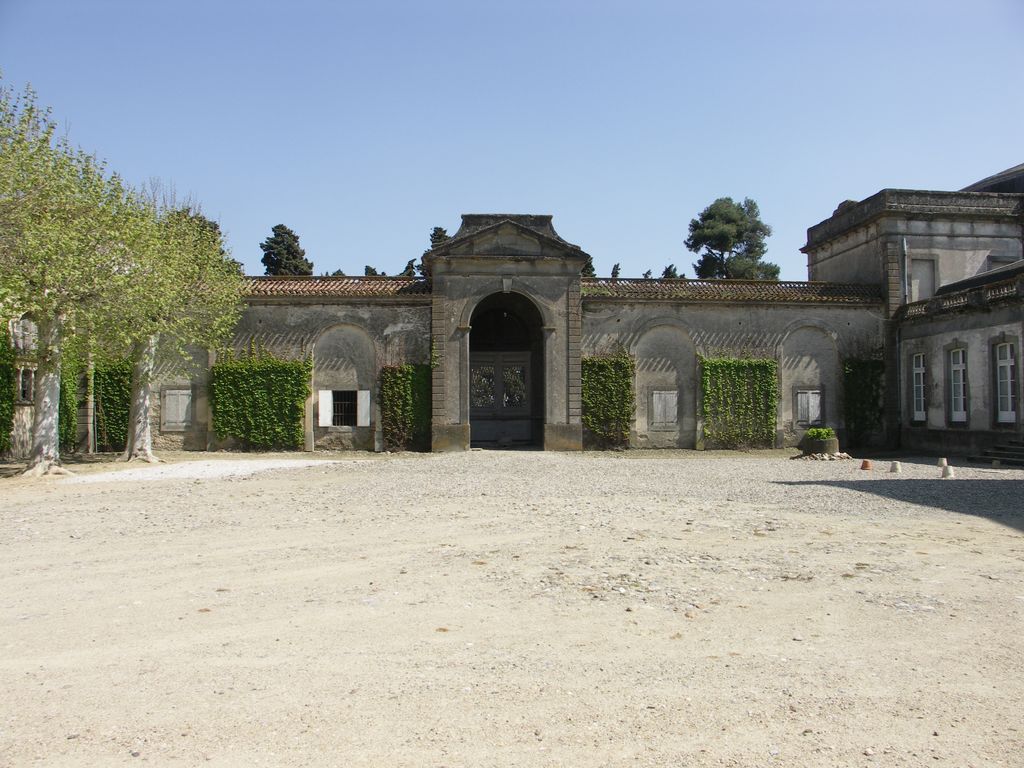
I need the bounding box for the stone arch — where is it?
[459,286,556,331]
[313,323,378,393]
[779,324,841,442]
[467,291,546,447]
[633,322,698,448]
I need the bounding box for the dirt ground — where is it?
[1,450,1022,767]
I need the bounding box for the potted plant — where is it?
[802,426,839,455]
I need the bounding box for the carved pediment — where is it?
[424,214,588,265]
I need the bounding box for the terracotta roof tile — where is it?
[582,278,882,304]
[246,276,431,298]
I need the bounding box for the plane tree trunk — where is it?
[24,314,71,476]
[122,335,160,463]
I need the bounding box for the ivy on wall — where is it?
[58,361,80,453]
[700,357,779,448]
[210,349,311,450]
[94,360,133,452]
[843,358,884,448]
[582,353,635,448]
[0,327,14,454]
[379,364,431,451]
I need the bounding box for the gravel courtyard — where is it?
[1,450,1022,767]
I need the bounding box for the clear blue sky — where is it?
[2,0,1022,280]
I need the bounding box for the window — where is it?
[318,389,370,428]
[650,390,678,428]
[995,342,1017,424]
[949,348,967,423]
[161,389,193,432]
[332,390,357,426]
[17,368,34,403]
[910,259,936,302]
[10,318,37,354]
[796,389,822,425]
[911,353,926,422]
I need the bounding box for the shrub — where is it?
[379,364,431,451]
[0,327,14,454]
[805,426,836,441]
[843,359,884,448]
[94,359,133,452]
[211,348,311,450]
[700,357,779,448]
[581,353,635,448]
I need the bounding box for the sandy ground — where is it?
[1,449,1022,767]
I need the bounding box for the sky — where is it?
[1,0,1022,280]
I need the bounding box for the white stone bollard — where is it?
[941,464,955,479]
[889,461,901,473]
[937,457,948,468]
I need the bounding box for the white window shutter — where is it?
[318,390,333,427]
[357,390,370,427]
[808,391,821,424]
[652,391,677,425]
[797,391,808,423]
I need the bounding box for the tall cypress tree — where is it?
[260,224,313,276]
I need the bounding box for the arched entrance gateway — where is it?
[422,214,587,452]
[469,292,545,447]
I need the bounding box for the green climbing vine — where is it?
[581,353,635,448]
[379,364,431,451]
[58,360,80,453]
[0,327,14,454]
[210,347,311,450]
[700,357,779,448]
[843,358,884,448]
[94,359,133,452]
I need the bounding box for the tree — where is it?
[0,83,136,474]
[581,254,596,278]
[399,259,417,277]
[642,269,652,279]
[429,227,449,249]
[364,265,384,276]
[260,224,312,275]
[610,263,621,279]
[686,197,779,280]
[113,202,244,463]
[330,268,346,276]
[417,226,449,277]
[662,264,680,279]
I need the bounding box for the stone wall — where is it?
[582,300,885,448]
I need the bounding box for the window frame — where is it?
[332,390,358,427]
[160,387,193,433]
[794,388,823,427]
[649,389,678,430]
[317,389,371,429]
[948,347,968,424]
[911,353,926,423]
[994,341,1017,425]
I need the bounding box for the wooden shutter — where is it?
[356,390,370,427]
[318,390,333,427]
[652,391,677,426]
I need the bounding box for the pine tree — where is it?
[686,197,778,280]
[611,263,621,279]
[260,224,312,276]
[662,264,679,279]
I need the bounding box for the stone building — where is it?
[5,166,1023,459]
[154,213,886,453]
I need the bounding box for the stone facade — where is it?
[6,166,1023,458]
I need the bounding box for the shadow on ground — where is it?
[776,478,1024,533]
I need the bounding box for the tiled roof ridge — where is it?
[582,277,882,304]
[247,275,431,297]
